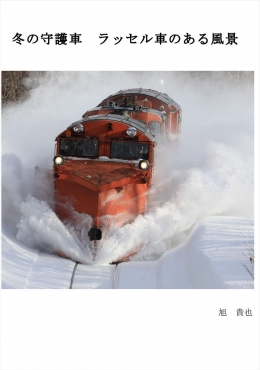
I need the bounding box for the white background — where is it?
[1,1,259,370]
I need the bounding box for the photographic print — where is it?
[2,71,254,289]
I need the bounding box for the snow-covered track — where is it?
[69,262,79,289]
[2,217,254,289]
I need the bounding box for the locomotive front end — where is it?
[53,116,155,242]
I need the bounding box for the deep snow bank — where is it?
[114,216,254,289]
[2,216,254,289]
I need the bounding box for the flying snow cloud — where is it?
[2,72,254,263]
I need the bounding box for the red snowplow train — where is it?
[52,88,181,260]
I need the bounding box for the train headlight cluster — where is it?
[53,155,64,166]
[138,159,149,171]
[72,123,84,133]
[126,127,137,137]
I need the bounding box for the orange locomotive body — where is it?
[53,88,181,247]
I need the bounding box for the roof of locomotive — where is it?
[99,88,181,110]
[67,114,155,141]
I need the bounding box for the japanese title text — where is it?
[12,32,238,46]
[99,32,238,45]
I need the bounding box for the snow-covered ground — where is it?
[2,216,254,289]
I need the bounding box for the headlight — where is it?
[126,127,137,137]
[148,121,161,136]
[138,159,149,170]
[72,123,84,133]
[53,155,64,165]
